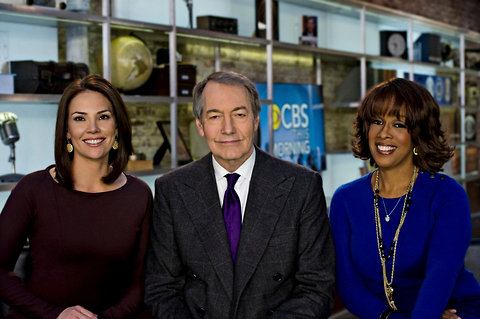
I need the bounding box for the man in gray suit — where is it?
[145,71,335,318]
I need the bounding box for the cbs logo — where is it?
[273,103,309,130]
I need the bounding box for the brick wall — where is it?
[362,0,480,33]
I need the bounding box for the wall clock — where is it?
[465,114,477,141]
[380,31,408,59]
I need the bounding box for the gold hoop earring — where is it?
[66,139,73,153]
[112,139,119,150]
[413,147,418,156]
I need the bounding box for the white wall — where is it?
[0,21,58,67]
[112,0,256,37]
[322,153,363,205]
[0,103,57,175]
[0,191,9,211]
[112,0,170,25]
[278,2,361,53]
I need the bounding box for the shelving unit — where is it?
[1,0,480,214]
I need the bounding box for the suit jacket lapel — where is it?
[178,155,235,300]
[233,149,294,299]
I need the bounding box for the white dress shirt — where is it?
[213,148,256,222]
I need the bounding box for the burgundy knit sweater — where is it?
[0,167,152,319]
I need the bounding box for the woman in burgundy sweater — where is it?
[0,75,153,319]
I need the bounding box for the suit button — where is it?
[272,272,283,282]
[192,273,198,279]
[197,307,206,316]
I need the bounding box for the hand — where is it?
[57,306,98,319]
[442,309,461,319]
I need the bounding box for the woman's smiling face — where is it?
[368,111,414,172]
[66,90,117,165]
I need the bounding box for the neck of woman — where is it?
[376,164,416,198]
[71,157,112,193]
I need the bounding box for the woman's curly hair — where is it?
[351,77,453,173]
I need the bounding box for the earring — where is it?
[66,139,73,153]
[413,147,418,156]
[112,138,119,150]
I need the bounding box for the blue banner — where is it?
[255,83,326,171]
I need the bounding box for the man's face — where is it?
[196,81,259,172]
[307,18,315,32]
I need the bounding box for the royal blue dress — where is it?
[330,171,480,319]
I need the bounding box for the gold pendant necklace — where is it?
[373,166,417,310]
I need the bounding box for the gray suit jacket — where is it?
[145,148,335,319]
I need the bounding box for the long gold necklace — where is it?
[373,166,417,310]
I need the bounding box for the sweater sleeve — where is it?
[100,185,153,319]
[0,177,64,319]
[409,178,471,319]
[329,186,397,319]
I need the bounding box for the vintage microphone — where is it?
[0,112,24,183]
[184,0,193,28]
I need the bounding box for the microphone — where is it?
[184,0,193,28]
[0,112,23,183]
[0,112,20,146]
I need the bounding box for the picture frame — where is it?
[299,15,318,47]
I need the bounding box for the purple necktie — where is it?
[223,173,242,263]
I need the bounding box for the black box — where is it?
[26,0,55,7]
[127,64,196,96]
[9,60,89,94]
[197,15,238,34]
[414,33,442,64]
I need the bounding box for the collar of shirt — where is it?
[213,148,256,221]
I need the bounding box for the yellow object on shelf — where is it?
[126,160,153,172]
[110,35,153,91]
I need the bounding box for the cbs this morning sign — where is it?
[255,83,326,171]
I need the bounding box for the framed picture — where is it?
[299,15,317,47]
[153,121,193,166]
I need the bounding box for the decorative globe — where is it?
[110,35,153,91]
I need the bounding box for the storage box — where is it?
[126,64,196,96]
[414,33,442,64]
[197,15,238,34]
[0,74,15,94]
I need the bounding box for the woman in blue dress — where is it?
[330,78,480,319]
